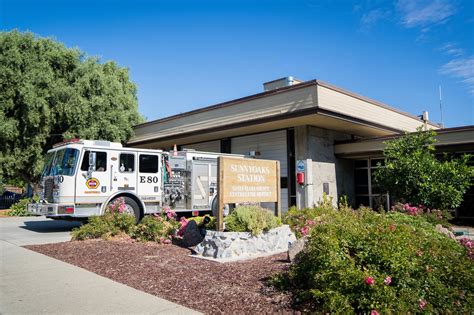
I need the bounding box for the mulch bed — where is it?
[26,239,294,314]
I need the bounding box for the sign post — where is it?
[216,156,280,231]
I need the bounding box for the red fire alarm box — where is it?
[297,172,305,185]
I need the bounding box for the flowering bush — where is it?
[132,215,178,243]
[272,207,474,313]
[71,199,136,240]
[107,197,128,214]
[391,202,453,227]
[72,204,181,243]
[459,238,474,260]
[283,206,325,238]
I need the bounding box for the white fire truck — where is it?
[27,139,243,221]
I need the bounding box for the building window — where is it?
[354,158,389,210]
[119,153,135,173]
[139,154,158,173]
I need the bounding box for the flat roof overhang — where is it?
[334,125,474,159]
[129,79,439,149]
[129,108,407,149]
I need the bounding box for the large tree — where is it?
[0,30,144,184]
[374,127,472,210]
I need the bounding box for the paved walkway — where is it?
[0,217,200,314]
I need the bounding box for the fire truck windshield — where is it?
[42,148,79,177]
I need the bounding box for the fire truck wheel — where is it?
[119,196,141,223]
[211,197,218,217]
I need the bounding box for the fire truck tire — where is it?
[118,196,141,223]
[211,197,218,217]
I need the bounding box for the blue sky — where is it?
[1,0,473,127]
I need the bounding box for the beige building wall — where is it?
[317,84,437,132]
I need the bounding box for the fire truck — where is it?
[27,139,243,221]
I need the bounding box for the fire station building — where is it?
[128,77,474,216]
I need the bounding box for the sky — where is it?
[1,0,473,127]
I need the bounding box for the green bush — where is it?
[225,205,281,236]
[132,215,178,242]
[284,195,337,238]
[275,207,474,313]
[71,213,136,240]
[374,127,473,210]
[8,197,37,216]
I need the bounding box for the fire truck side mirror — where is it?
[88,152,97,177]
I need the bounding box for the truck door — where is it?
[76,150,111,207]
[137,153,162,206]
[113,152,137,194]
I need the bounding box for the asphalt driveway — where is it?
[0,217,199,314]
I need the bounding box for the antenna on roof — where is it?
[439,85,444,128]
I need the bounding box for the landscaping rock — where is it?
[193,225,296,260]
[288,237,307,262]
[435,224,456,239]
[181,220,204,247]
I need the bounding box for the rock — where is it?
[288,237,307,262]
[182,220,204,247]
[435,224,456,239]
[193,225,296,260]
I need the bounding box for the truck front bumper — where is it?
[27,203,75,217]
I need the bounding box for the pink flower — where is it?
[370,310,379,315]
[384,276,392,285]
[416,250,423,257]
[306,219,315,226]
[165,208,176,219]
[177,217,188,237]
[460,238,473,249]
[418,299,427,310]
[301,226,310,236]
[365,276,375,285]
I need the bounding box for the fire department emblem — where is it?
[86,178,100,189]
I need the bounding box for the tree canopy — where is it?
[374,127,472,210]
[0,30,144,184]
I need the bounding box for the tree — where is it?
[374,127,472,210]
[0,31,144,184]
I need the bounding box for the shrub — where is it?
[283,206,328,238]
[275,207,474,313]
[72,198,136,240]
[225,205,281,236]
[284,195,337,238]
[374,127,472,210]
[71,212,136,240]
[132,215,178,242]
[391,202,453,227]
[8,197,37,216]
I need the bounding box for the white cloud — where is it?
[360,9,391,29]
[439,43,464,57]
[440,56,474,94]
[396,0,456,28]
